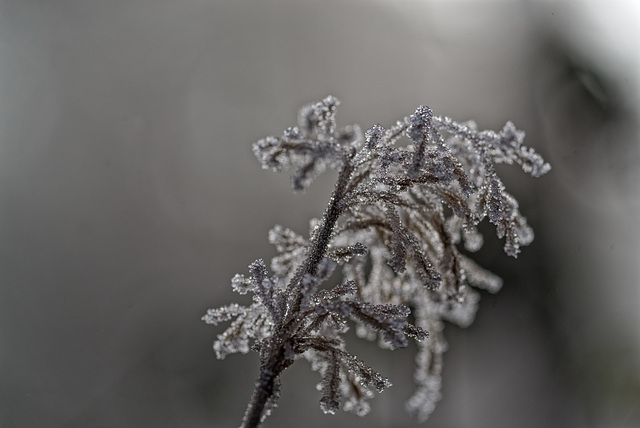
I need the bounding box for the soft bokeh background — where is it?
[1,1,638,427]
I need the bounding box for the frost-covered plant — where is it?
[203,96,550,427]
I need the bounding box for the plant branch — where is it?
[241,156,354,427]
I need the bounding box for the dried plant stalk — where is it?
[203,96,550,427]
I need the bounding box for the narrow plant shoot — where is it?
[203,96,550,427]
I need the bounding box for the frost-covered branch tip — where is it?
[204,96,549,427]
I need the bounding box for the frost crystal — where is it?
[204,96,549,427]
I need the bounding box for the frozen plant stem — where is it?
[243,346,288,428]
[243,158,353,428]
[203,96,550,427]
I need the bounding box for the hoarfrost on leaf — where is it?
[203,96,549,427]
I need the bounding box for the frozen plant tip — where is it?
[203,96,550,427]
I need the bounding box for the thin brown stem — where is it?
[240,157,354,427]
[241,343,290,428]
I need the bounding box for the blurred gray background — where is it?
[1,1,638,427]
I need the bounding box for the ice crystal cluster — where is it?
[203,96,550,427]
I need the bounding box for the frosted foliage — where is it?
[203,97,549,426]
[231,274,253,295]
